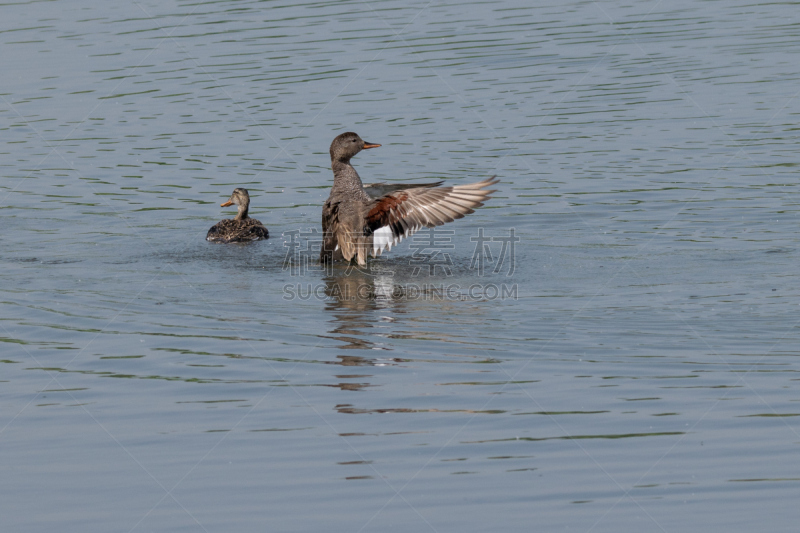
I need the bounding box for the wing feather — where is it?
[365,177,498,255]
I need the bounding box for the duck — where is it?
[320,132,498,265]
[206,187,269,243]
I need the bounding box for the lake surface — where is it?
[3,0,800,531]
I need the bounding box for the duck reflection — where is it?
[319,264,462,354]
[322,266,399,313]
[327,355,375,366]
[314,263,469,403]
[323,382,371,392]
[308,269,395,394]
[320,266,401,354]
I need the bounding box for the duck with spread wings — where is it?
[320,132,497,266]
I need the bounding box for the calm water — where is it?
[3,0,800,531]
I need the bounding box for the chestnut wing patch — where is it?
[365,192,410,232]
[364,177,498,257]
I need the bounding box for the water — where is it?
[3,0,800,531]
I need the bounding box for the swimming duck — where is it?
[206,188,269,243]
[320,132,498,265]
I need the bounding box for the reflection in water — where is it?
[326,355,377,366]
[323,267,399,313]
[321,265,469,349]
[315,269,397,393]
[323,382,371,392]
[318,265,500,370]
[321,267,400,352]
[320,267,460,397]
[461,432,687,443]
[334,404,507,415]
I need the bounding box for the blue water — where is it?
[3,1,800,531]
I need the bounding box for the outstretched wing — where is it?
[363,181,444,199]
[364,177,498,257]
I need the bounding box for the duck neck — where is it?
[235,204,249,221]
[332,159,368,199]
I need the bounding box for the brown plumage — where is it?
[320,132,498,266]
[207,188,269,243]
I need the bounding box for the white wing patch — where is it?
[371,223,424,256]
[366,177,498,258]
[372,225,394,255]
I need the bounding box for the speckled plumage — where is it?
[207,188,269,243]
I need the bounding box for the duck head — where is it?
[221,188,251,220]
[329,132,381,163]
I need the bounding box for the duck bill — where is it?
[362,142,381,149]
[220,200,234,207]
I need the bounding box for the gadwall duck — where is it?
[207,188,269,243]
[320,132,498,265]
